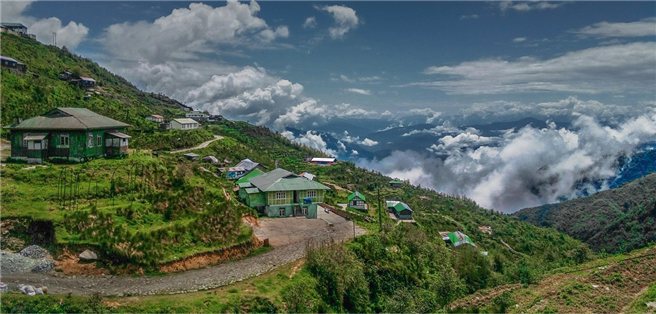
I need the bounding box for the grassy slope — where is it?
[0,33,215,150]
[450,244,656,314]
[513,173,656,253]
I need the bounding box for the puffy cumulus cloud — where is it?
[345,88,372,95]
[359,112,656,213]
[281,131,339,157]
[428,132,496,155]
[573,18,656,38]
[1,0,88,49]
[303,16,317,29]
[409,108,442,124]
[102,0,288,63]
[414,42,656,95]
[360,138,379,146]
[499,1,564,12]
[317,4,359,39]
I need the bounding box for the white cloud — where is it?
[460,14,480,20]
[358,75,382,82]
[360,138,379,146]
[415,42,656,95]
[303,16,317,29]
[428,132,496,155]
[102,0,288,63]
[281,131,339,157]
[512,37,527,42]
[359,112,656,212]
[572,17,656,38]
[409,108,442,124]
[1,0,88,49]
[499,1,564,12]
[339,74,355,82]
[345,88,372,95]
[317,4,359,39]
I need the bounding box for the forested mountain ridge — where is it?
[514,173,656,253]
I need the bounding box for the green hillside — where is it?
[0,32,604,313]
[513,173,656,254]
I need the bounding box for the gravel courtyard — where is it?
[1,206,366,296]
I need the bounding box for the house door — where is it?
[293,191,298,204]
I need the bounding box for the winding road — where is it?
[1,208,366,296]
[169,135,223,154]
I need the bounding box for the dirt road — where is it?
[1,209,366,296]
[169,135,223,154]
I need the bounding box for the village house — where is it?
[386,200,414,220]
[59,70,73,80]
[444,231,476,247]
[348,191,367,210]
[7,108,131,163]
[145,114,164,123]
[309,157,336,165]
[208,115,223,122]
[186,111,209,121]
[78,77,96,89]
[237,168,330,219]
[1,23,35,39]
[1,22,27,34]
[1,55,27,74]
[170,118,199,130]
[389,180,404,188]
[227,158,265,179]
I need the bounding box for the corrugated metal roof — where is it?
[151,115,164,119]
[249,168,330,192]
[79,77,95,82]
[9,108,130,131]
[300,172,315,180]
[23,133,48,140]
[245,188,261,194]
[393,202,413,213]
[236,168,264,184]
[311,157,336,162]
[1,55,18,63]
[107,131,131,139]
[228,167,246,172]
[235,158,259,171]
[348,191,366,202]
[389,180,404,184]
[1,23,26,28]
[172,118,198,125]
[448,231,475,247]
[238,182,254,188]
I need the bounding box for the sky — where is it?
[3,1,656,212]
[3,1,655,126]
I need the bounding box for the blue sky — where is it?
[4,1,656,126]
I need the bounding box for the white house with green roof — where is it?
[237,168,331,219]
[386,200,414,220]
[348,191,367,210]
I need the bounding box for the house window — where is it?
[28,141,41,150]
[88,133,94,148]
[22,134,27,147]
[60,134,69,146]
[303,208,308,216]
[96,135,102,146]
[276,191,286,199]
[307,190,316,198]
[279,208,285,217]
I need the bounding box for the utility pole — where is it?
[377,187,382,232]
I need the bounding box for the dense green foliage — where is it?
[514,173,656,253]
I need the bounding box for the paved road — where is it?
[1,210,366,296]
[169,135,223,154]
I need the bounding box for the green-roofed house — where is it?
[389,180,404,188]
[7,108,131,163]
[447,231,476,247]
[348,191,367,210]
[235,168,264,185]
[386,200,414,220]
[237,168,331,219]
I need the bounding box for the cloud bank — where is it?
[359,112,656,213]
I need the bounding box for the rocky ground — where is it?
[0,209,365,296]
